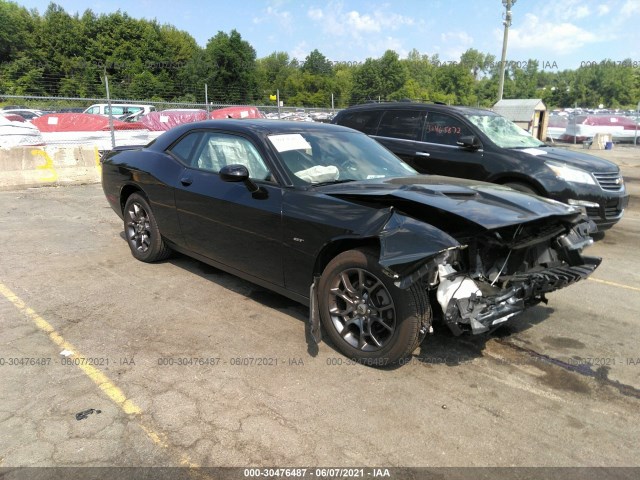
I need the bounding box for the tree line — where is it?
[1,1,639,109]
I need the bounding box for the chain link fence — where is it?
[0,94,339,150]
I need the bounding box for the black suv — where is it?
[332,103,629,230]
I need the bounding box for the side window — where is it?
[423,112,472,146]
[337,110,382,135]
[107,106,124,116]
[191,132,271,181]
[87,106,98,114]
[169,132,203,164]
[376,110,424,140]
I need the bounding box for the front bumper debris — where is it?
[437,256,601,335]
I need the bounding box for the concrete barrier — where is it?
[0,146,102,190]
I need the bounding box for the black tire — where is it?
[123,193,172,262]
[505,181,537,195]
[318,248,431,366]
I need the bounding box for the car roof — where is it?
[338,102,495,117]
[183,119,355,135]
[150,119,360,151]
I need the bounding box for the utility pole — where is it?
[497,0,516,102]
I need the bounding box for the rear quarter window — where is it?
[336,110,382,135]
[376,109,425,140]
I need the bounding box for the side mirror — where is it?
[219,164,261,195]
[220,164,249,182]
[457,135,482,150]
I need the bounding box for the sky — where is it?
[14,0,640,70]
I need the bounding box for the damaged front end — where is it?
[378,212,601,336]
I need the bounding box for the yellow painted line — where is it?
[588,277,640,293]
[0,281,141,415]
[0,281,202,471]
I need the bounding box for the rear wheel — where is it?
[318,248,431,366]
[123,193,171,262]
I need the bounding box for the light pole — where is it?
[497,0,516,102]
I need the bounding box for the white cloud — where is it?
[347,11,381,33]
[597,4,611,15]
[439,31,474,61]
[575,6,590,18]
[365,36,406,57]
[506,13,599,54]
[553,0,591,21]
[622,0,640,15]
[307,7,323,20]
[252,4,293,32]
[306,1,414,41]
[441,31,473,45]
[290,41,309,62]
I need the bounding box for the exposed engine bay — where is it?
[428,218,600,335]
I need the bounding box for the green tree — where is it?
[0,1,38,63]
[301,49,333,77]
[204,29,259,103]
[256,51,296,101]
[349,50,407,104]
[460,48,496,80]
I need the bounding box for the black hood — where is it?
[508,146,620,173]
[317,175,582,230]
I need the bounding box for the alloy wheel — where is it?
[327,268,396,351]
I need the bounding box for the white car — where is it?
[83,104,156,120]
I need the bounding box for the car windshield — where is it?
[268,130,417,185]
[464,113,546,149]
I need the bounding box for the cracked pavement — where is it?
[0,181,639,471]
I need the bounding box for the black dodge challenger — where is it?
[101,120,601,365]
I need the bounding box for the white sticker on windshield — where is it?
[521,148,548,156]
[268,134,312,152]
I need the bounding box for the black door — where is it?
[171,130,284,286]
[411,112,488,180]
[372,109,427,166]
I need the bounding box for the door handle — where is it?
[415,152,430,157]
[180,177,193,186]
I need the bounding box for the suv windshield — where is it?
[268,130,417,185]
[464,113,545,149]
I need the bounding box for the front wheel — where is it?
[318,248,431,366]
[123,193,172,262]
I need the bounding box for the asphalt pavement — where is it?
[0,178,638,478]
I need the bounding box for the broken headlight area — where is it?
[416,219,600,335]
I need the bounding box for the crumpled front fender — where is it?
[377,211,463,287]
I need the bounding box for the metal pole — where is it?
[277,89,281,119]
[574,103,577,145]
[497,0,515,102]
[103,71,116,150]
[331,93,334,111]
[635,101,639,146]
[205,84,209,113]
